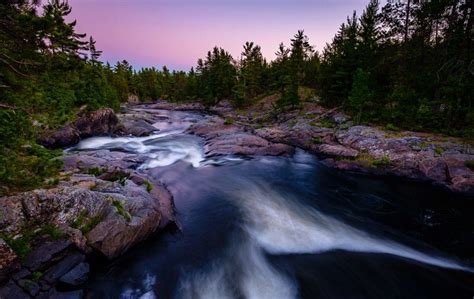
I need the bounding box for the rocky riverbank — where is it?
[1,99,473,297]
[148,99,474,196]
[0,108,176,297]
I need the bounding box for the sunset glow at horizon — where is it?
[68,0,369,71]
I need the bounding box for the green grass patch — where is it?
[100,170,130,186]
[144,180,153,193]
[71,210,87,230]
[0,229,34,259]
[71,210,103,234]
[42,225,65,240]
[434,147,445,156]
[310,119,335,129]
[82,167,106,176]
[224,118,235,125]
[312,137,323,144]
[31,271,43,282]
[112,200,132,222]
[385,123,399,131]
[372,156,391,167]
[81,216,103,234]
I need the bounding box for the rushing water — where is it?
[77,109,474,299]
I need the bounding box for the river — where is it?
[72,109,474,299]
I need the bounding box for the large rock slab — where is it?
[318,144,358,158]
[39,108,119,149]
[0,174,173,259]
[38,124,81,149]
[188,119,294,157]
[74,108,118,138]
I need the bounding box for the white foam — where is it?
[177,240,297,299]
[238,184,472,272]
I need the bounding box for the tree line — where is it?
[108,0,473,136]
[0,0,472,193]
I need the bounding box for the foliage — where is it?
[372,156,391,167]
[0,231,33,259]
[0,0,472,195]
[42,224,65,240]
[112,200,132,222]
[224,118,235,125]
[144,180,153,193]
[82,167,106,176]
[81,216,102,234]
[71,210,102,234]
[385,123,399,131]
[31,272,44,282]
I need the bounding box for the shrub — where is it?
[71,210,103,234]
[144,180,153,193]
[372,156,391,167]
[112,200,132,222]
[81,216,103,234]
[434,147,444,156]
[224,118,235,125]
[42,225,65,240]
[385,123,399,131]
[0,229,34,259]
[82,167,106,176]
[31,272,43,282]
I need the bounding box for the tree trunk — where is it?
[404,0,411,44]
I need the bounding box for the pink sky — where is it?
[67,0,369,70]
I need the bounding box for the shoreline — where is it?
[144,99,474,196]
[1,101,472,297]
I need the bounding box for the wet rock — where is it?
[205,133,294,157]
[321,158,368,173]
[18,279,40,296]
[75,108,118,138]
[39,108,119,149]
[24,240,72,272]
[0,280,30,299]
[118,119,157,136]
[59,262,89,286]
[86,181,164,258]
[147,181,175,229]
[419,158,447,182]
[11,268,31,282]
[318,144,359,159]
[446,159,474,195]
[42,252,85,284]
[38,124,81,149]
[189,120,294,157]
[1,174,173,259]
[187,121,242,139]
[38,289,83,299]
